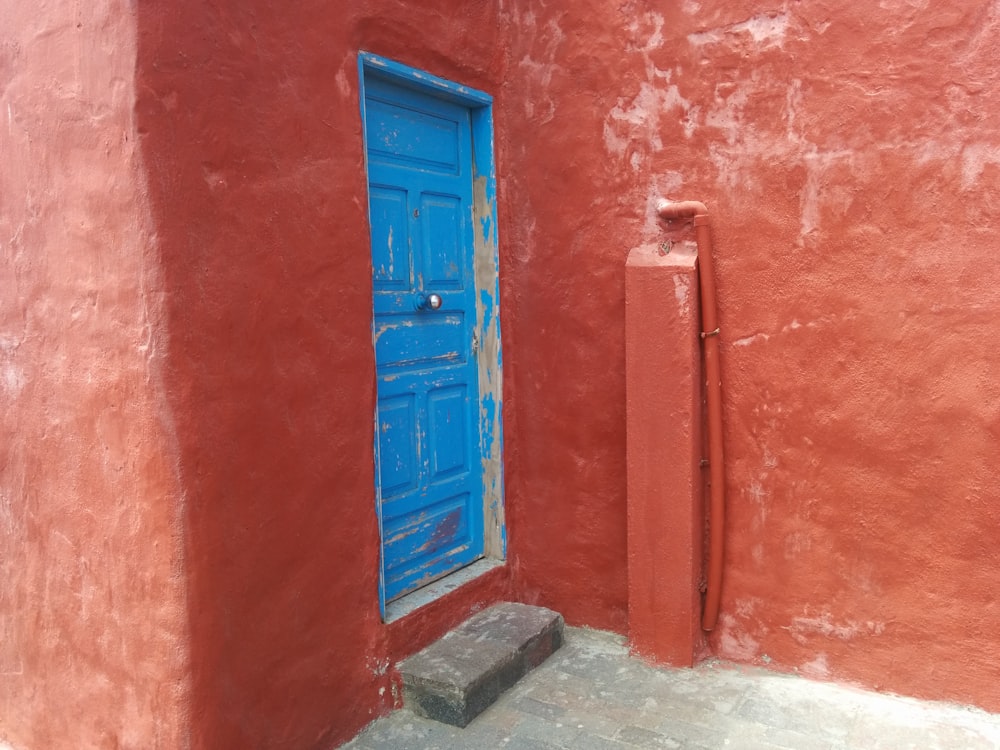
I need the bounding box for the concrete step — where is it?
[398,602,564,728]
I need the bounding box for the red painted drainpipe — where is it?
[657,200,725,632]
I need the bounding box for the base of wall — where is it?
[624,243,705,667]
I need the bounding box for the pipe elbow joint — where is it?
[657,199,709,221]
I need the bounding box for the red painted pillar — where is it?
[625,243,705,667]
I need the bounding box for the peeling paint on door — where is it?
[360,53,505,614]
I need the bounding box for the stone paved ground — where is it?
[343,627,1000,750]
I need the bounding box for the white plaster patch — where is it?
[783,531,813,559]
[367,656,390,677]
[700,71,873,230]
[746,479,767,531]
[680,104,701,140]
[0,491,17,536]
[602,120,630,161]
[739,13,792,44]
[335,67,351,99]
[688,12,790,48]
[732,331,771,347]
[800,652,830,679]
[960,142,1000,189]
[799,149,855,238]
[1,363,25,398]
[762,447,778,470]
[517,15,565,124]
[605,14,698,170]
[0,331,27,399]
[604,82,693,165]
[910,137,955,165]
[800,159,823,236]
[0,333,23,353]
[627,11,665,52]
[707,144,756,196]
[716,613,760,660]
[701,77,788,197]
[879,0,930,11]
[705,79,753,146]
[673,274,691,316]
[733,315,835,347]
[784,78,802,140]
[733,596,763,619]
[785,609,886,645]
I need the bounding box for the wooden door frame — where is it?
[358,52,505,618]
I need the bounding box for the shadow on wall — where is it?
[134,2,384,747]
[133,0,512,746]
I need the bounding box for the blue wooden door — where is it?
[364,74,485,604]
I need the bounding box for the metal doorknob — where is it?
[425,293,442,310]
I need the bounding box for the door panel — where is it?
[364,74,485,603]
[375,394,417,497]
[365,100,460,174]
[369,186,410,288]
[428,385,469,479]
[373,313,467,370]
[422,195,466,288]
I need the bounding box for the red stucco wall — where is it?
[508,0,1000,712]
[0,1,189,748]
[134,1,514,748]
[5,1,1000,748]
[4,1,517,747]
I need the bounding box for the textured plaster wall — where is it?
[501,0,635,634]
[135,1,512,748]
[508,0,1000,712]
[5,1,1000,748]
[0,1,189,748]
[4,1,516,748]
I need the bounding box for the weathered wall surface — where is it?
[7,1,1000,747]
[0,1,188,748]
[499,0,637,635]
[135,1,513,747]
[508,0,1000,711]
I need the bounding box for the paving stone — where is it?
[649,668,749,718]
[499,737,565,750]
[510,696,568,720]
[521,669,597,710]
[848,709,1000,749]
[505,711,583,746]
[567,732,634,750]
[399,602,564,727]
[651,717,729,748]
[613,724,683,748]
[736,692,856,743]
[348,713,464,750]
[473,700,523,734]
[746,723,841,750]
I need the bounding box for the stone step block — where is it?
[398,602,564,727]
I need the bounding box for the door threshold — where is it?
[385,558,505,624]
